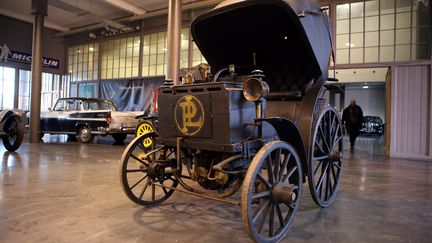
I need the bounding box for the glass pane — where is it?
[381,0,395,14]
[380,46,394,61]
[396,0,411,12]
[351,18,364,33]
[365,31,379,46]
[143,35,150,46]
[157,32,166,43]
[336,34,349,49]
[149,65,156,76]
[336,49,349,64]
[337,4,350,19]
[156,65,164,75]
[149,55,157,65]
[396,28,411,44]
[395,44,411,60]
[380,14,395,30]
[351,33,364,47]
[380,30,395,45]
[365,0,379,16]
[350,48,364,63]
[143,45,150,55]
[351,2,364,18]
[142,66,149,77]
[337,19,350,34]
[396,12,411,28]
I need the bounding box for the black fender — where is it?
[263,117,307,173]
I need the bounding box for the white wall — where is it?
[390,65,431,160]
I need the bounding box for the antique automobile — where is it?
[361,116,384,135]
[0,109,24,151]
[119,0,343,242]
[40,98,141,143]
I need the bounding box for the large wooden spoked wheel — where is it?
[242,141,302,243]
[308,106,343,207]
[119,133,178,206]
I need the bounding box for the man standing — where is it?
[342,99,363,151]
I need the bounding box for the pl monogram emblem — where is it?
[174,95,204,136]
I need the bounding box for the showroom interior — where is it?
[0,0,431,242]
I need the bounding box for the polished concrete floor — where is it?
[0,134,431,242]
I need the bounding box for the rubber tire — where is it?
[78,126,94,143]
[2,116,24,152]
[112,133,127,143]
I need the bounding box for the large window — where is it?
[18,70,69,111]
[18,70,31,111]
[68,43,99,81]
[336,0,430,64]
[0,66,15,109]
[142,28,189,77]
[191,43,207,67]
[101,36,140,79]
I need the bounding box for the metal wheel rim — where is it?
[309,107,343,207]
[80,127,91,141]
[242,141,302,243]
[119,133,178,205]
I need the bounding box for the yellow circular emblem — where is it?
[174,95,205,136]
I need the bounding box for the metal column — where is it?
[166,0,182,85]
[29,0,47,143]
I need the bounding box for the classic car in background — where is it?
[40,98,141,143]
[360,116,384,135]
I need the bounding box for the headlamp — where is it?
[243,77,269,102]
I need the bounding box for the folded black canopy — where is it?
[191,0,333,90]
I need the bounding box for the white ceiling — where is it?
[0,0,202,33]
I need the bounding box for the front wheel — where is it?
[2,116,24,151]
[78,126,94,143]
[119,133,178,206]
[242,141,302,243]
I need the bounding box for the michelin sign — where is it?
[0,43,59,69]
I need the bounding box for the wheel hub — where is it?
[148,162,167,182]
[329,151,341,161]
[270,183,297,204]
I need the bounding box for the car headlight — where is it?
[242,77,269,102]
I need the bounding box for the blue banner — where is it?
[0,44,59,69]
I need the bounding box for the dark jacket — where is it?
[342,105,363,130]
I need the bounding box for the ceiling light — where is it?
[89,47,94,51]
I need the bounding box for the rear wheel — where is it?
[112,133,127,143]
[308,107,343,207]
[2,116,24,151]
[78,126,94,143]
